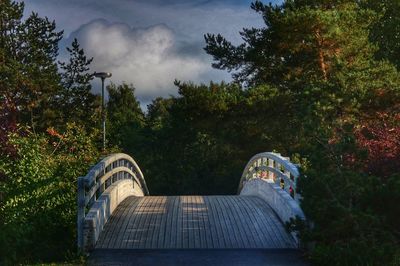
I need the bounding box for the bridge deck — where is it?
[95,195,296,249]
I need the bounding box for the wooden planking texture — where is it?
[95,195,296,249]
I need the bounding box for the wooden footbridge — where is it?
[78,152,306,265]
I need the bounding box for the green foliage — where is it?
[106,83,145,152]
[0,0,63,130]
[296,129,400,265]
[0,124,100,265]
[1,0,399,264]
[205,1,378,87]
[129,81,297,195]
[139,82,247,195]
[58,38,101,130]
[203,0,400,264]
[363,0,400,68]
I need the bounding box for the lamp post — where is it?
[93,72,112,151]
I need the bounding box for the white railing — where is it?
[238,152,300,201]
[239,152,305,245]
[77,153,149,251]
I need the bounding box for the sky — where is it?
[22,0,280,105]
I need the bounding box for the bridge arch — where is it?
[77,153,149,251]
[238,152,305,242]
[78,151,305,253]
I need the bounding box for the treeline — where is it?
[0,0,399,265]
[0,1,103,264]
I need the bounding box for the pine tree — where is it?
[0,1,63,131]
[59,38,100,130]
[363,0,400,68]
[205,0,378,87]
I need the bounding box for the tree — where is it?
[106,83,144,152]
[58,38,101,130]
[363,0,400,68]
[139,81,252,195]
[0,1,63,131]
[205,1,400,264]
[0,124,100,264]
[205,1,377,87]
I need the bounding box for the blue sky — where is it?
[22,0,281,103]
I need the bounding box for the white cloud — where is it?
[66,20,227,100]
[22,0,266,42]
[21,0,271,102]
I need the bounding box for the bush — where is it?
[0,124,100,265]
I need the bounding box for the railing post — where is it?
[284,169,291,194]
[268,159,274,181]
[77,177,86,251]
[238,152,301,202]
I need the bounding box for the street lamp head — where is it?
[93,72,112,79]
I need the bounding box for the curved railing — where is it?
[238,152,300,201]
[77,153,149,251]
[238,152,304,245]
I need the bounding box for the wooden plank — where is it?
[191,196,201,248]
[183,196,188,248]
[188,196,193,249]
[103,197,130,248]
[206,196,226,248]
[199,196,212,248]
[133,196,153,248]
[239,196,274,248]
[154,196,167,248]
[158,196,172,248]
[176,196,184,248]
[240,196,281,248]
[229,196,255,248]
[251,196,289,248]
[96,198,125,248]
[183,196,190,248]
[234,196,265,248]
[196,196,208,248]
[221,196,242,248]
[214,195,235,248]
[144,196,159,248]
[151,196,162,248]
[115,197,141,248]
[147,196,158,248]
[203,196,217,248]
[162,196,173,248]
[138,196,155,248]
[250,197,284,247]
[123,197,146,248]
[128,196,145,249]
[104,197,130,248]
[220,196,247,248]
[160,196,169,247]
[230,196,259,248]
[252,197,295,248]
[214,196,236,248]
[170,196,180,248]
[148,196,162,248]
[186,196,193,248]
[213,195,231,248]
[93,195,296,250]
[222,196,247,248]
